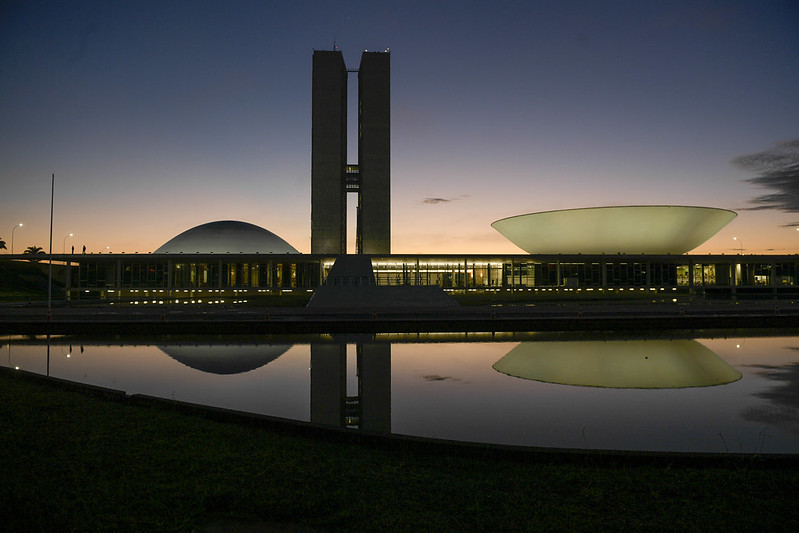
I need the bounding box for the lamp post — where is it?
[733,237,743,254]
[10,223,22,254]
[63,233,73,254]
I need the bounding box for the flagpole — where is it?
[48,173,54,317]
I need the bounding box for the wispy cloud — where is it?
[422,374,463,383]
[734,139,799,224]
[422,197,451,205]
[420,194,471,205]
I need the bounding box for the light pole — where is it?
[63,233,73,254]
[10,223,22,254]
[733,237,743,254]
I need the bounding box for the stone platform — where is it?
[307,255,458,309]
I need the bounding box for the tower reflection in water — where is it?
[493,339,741,389]
[310,343,391,432]
[157,340,392,433]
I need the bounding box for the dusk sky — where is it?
[2,0,798,255]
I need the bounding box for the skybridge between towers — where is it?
[345,165,360,192]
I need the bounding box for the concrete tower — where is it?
[311,50,348,254]
[357,52,391,254]
[311,49,390,254]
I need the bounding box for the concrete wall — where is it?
[311,51,348,254]
[358,52,391,254]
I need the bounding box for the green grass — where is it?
[2,369,798,532]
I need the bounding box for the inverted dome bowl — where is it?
[491,206,736,254]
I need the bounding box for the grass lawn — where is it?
[1,368,798,532]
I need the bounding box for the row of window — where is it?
[72,260,799,290]
[76,262,317,289]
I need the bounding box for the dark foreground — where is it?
[2,367,798,532]
[2,299,799,334]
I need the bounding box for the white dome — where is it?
[154,220,299,254]
[491,206,736,254]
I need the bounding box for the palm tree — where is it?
[0,238,6,250]
[23,246,46,261]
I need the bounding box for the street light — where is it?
[63,233,73,254]
[733,237,743,254]
[10,223,22,254]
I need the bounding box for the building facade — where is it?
[311,50,390,254]
[44,252,798,302]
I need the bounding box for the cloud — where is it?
[422,374,462,383]
[422,198,451,205]
[734,139,799,218]
[420,194,471,205]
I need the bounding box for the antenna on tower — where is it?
[333,34,337,50]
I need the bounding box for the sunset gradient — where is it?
[2,1,798,255]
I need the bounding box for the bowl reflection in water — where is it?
[493,339,741,388]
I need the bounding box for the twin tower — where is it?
[311,50,390,254]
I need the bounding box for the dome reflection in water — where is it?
[159,344,292,375]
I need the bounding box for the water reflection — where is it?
[493,340,742,388]
[742,360,799,436]
[311,343,391,432]
[159,344,292,374]
[6,333,799,453]
[150,338,392,431]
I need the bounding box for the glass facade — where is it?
[60,254,799,301]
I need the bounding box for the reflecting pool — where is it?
[4,331,799,454]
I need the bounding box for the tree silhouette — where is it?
[0,238,6,250]
[23,246,46,261]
